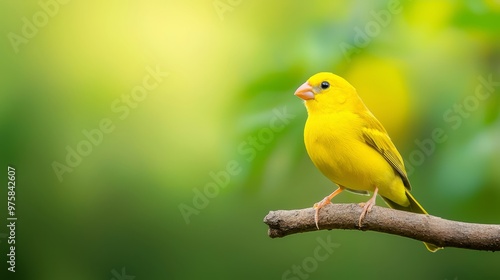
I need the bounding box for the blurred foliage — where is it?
[0,0,499,279]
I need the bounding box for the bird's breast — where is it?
[303,112,391,191]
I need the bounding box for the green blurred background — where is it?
[1,0,500,279]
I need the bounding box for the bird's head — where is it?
[294,72,360,114]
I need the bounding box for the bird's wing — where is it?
[361,113,411,191]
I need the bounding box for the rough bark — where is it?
[263,204,500,251]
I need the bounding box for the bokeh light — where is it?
[1,1,499,279]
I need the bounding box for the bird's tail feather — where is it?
[381,190,442,252]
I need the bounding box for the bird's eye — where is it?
[320,81,330,90]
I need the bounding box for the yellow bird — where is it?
[294,72,441,252]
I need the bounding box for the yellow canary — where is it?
[294,72,441,252]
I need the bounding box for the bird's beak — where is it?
[294,82,315,100]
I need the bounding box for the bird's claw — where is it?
[358,188,378,227]
[312,188,344,230]
[358,202,374,227]
[313,198,331,230]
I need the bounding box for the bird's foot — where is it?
[313,198,331,230]
[358,187,379,227]
[313,188,343,230]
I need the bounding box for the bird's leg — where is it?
[313,188,343,229]
[358,187,379,227]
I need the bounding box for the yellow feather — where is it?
[296,72,441,252]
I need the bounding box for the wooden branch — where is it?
[263,203,500,251]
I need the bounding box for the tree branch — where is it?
[263,204,500,251]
